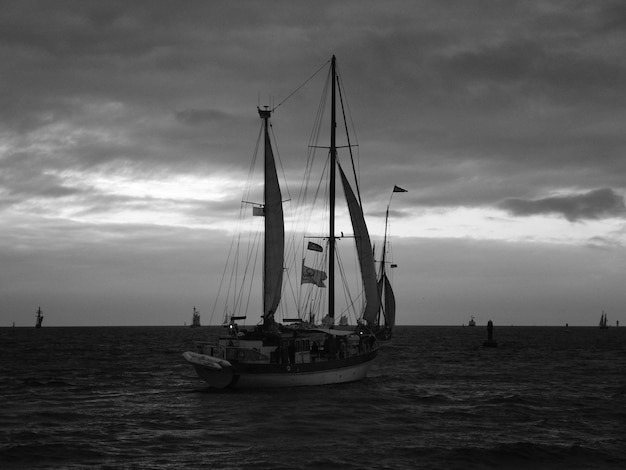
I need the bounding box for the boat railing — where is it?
[193,333,378,363]
[193,340,225,358]
[225,346,270,363]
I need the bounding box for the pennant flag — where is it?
[391,264,398,268]
[307,241,323,252]
[301,262,327,287]
[393,185,407,193]
[252,206,265,216]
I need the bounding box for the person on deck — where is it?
[339,339,347,359]
[328,336,337,359]
[311,341,319,362]
[288,341,296,364]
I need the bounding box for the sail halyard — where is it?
[260,108,284,322]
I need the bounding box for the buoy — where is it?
[483,319,498,347]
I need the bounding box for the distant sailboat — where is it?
[35,307,43,328]
[599,311,608,329]
[183,56,386,389]
[373,185,405,342]
[468,316,476,327]
[190,307,201,328]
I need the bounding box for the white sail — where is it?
[262,115,284,319]
[337,163,378,325]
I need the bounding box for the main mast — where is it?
[329,55,337,321]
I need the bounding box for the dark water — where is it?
[1,326,624,469]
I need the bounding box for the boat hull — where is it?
[184,349,378,389]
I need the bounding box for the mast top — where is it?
[258,106,271,120]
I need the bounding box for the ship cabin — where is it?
[195,327,370,366]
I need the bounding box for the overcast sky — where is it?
[1,0,625,327]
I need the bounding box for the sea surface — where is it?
[1,325,624,469]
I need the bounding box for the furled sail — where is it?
[338,163,378,325]
[378,273,396,329]
[262,117,284,319]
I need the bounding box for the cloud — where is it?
[2,1,626,327]
[175,108,234,126]
[586,235,624,250]
[392,235,625,326]
[499,188,626,222]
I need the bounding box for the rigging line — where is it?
[336,251,363,320]
[234,216,262,320]
[220,210,252,322]
[210,215,238,326]
[269,119,291,205]
[247,125,264,193]
[245,229,262,323]
[283,69,328,277]
[272,58,331,112]
[211,125,263,325]
[284,147,326,301]
[236,204,261,316]
[283,263,301,318]
[336,71,362,207]
[231,126,265,315]
[229,229,244,314]
[227,229,242,317]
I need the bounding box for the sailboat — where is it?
[35,307,43,328]
[468,316,476,327]
[183,56,389,388]
[190,307,201,328]
[599,311,608,329]
[372,186,404,341]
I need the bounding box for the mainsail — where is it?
[260,108,284,320]
[337,163,378,325]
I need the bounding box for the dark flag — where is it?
[301,263,327,287]
[307,241,323,252]
[393,185,407,193]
